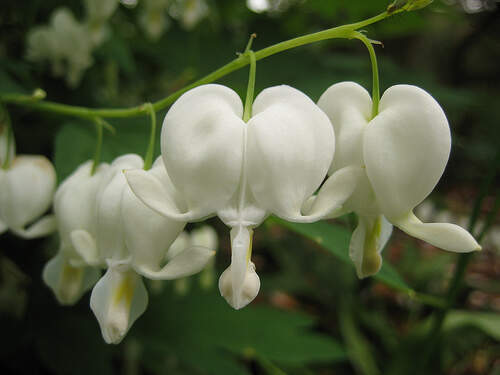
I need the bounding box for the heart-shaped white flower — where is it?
[126,84,359,309]
[316,82,480,278]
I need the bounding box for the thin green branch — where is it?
[0,10,403,121]
[243,50,256,123]
[352,31,381,118]
[143,103,156,171]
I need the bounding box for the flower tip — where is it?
[360,251,382,278]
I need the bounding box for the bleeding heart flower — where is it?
[316,82,480,277]
[126,84,359,309]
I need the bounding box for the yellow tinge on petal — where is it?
[57,260,84,305]
[362,216,383,277]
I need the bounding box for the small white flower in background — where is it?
[90,155,214,344]
[126,84,359,309]
[84,0,119,45]
[139,0,171,40]
[0,125,56,239]
[169,0,209,30]
[26,8,94,88]
[316,82,480,278]
[42,161,108,305]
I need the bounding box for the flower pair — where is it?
[44,155,215,344]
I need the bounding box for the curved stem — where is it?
[0,11,397,121]
[143,103,156,171]
[353,32,380,118]
[243,51,256,123]
[91,118,104,175]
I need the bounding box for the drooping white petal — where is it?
[219,261,260,310]
[0,155,56,232]
[96,154,143,261]
[138,246,215,280]
[395,211,481,252]
[364,85,451,220]
[161,84,245,220]
[300,166,363,222]
[317,81,371,173]
[349,215,393,278]
[42,251,100,305]
[165,231,190,261]
[11,214,56,239]
[246,85,334,221]
[121,185,186,277]
[71,229,100,266]
[90,265,148,344]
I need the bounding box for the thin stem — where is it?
[244,33,257,53]
[1,104,14,170]
[417,148,500,373]
[353,32,381,118]
[0,10,398,121]
[143,103,156,171]
[91,118,104,175]
[243,50,256,123]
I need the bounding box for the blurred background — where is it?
[0,0,499,374]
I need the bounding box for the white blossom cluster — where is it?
[26,0,119,87]
[0,81,481,344]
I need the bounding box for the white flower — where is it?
[126,84,359,309]
[84,0,119,46]
[139,0,171,40]
[316,82,480,278]
[0,153,56,238]
[42,161,108,305]
[90,155,214,344]
[169,0,209,30]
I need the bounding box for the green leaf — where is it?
[270,218,413,294]
[134,287,346,375]
[443,310,500,341]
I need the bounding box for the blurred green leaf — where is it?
[340,300,380,375]
[443,310,500,341]
[271,218,413,293]
[135,287,346,375]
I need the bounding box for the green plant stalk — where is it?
[1,104,14,170]
[418,148,500,371]
[0,10,401,121]
[353,32,380,118]
[143,103,156,171]
[243,50,256,123]
[91,119,104,175]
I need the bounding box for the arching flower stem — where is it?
[142,103,156,171]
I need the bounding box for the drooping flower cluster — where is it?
[2,78,480,344]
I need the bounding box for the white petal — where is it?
[0,155,56,229]
[165,231,190,260]
[96,155,143,261]
[219,261,260,310]
[12,214,56,239]
[246,85,334,220]
[364,85,451,220]
[90,266,148,344]
[299,166,363,222]
[0,219,7,234]
[161,84,244,219]
[122,186,186,276]
[395,211,481,252]
[71,229,100,266]
[317,81,371,173]
[54,160,108,258]
[349,215,393,278]
[124,169,198,221]
[42,252,100,305]
[136,246,215,280]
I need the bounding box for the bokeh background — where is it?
[0,0,499,374]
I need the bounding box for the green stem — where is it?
[0,11,397,121]
[243,51,256,123]
[143,103,156,171]
[1,104,14,170]
[352,32,380,118]
[91,118,104,175]
[417,148,500,372]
